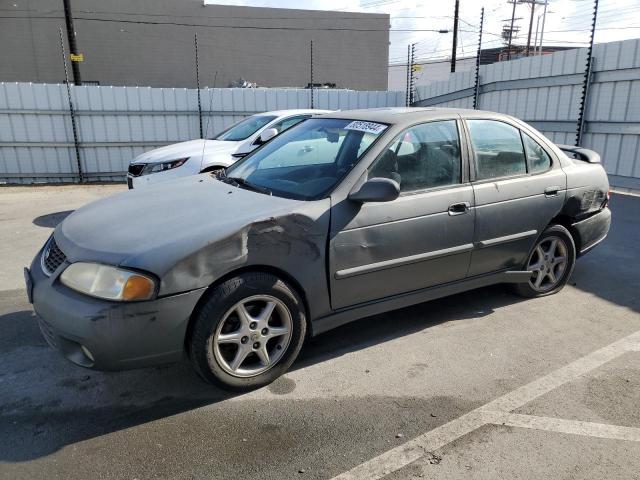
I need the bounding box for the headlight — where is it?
[142,158,188,175]
[60,263,156,301]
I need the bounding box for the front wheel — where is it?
[201,167,224,177]
[513,224,576,298]
[189,272,306,391]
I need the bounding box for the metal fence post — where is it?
[195,33,203,139]
[408,44,416,105]
[473,8,484,110]
[576,0,599,147]
[405,44,411,107]
[310,40,314,108]
[59,27,84,183]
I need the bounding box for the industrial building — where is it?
[0,0,390,90]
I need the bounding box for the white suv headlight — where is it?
[60,263,156,301]
[142,158,188,176]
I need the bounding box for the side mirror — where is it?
[348,177,400,203]
[258,128,278,144]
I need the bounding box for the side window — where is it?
[522,132,551,173]
[271,115,310,133]
[369,120,461,192]
[467,120,527,180]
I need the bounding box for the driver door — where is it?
[329,118,475,310]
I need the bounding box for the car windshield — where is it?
[213,115,277,141]
[223,118,388,200]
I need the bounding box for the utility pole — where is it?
[62,0,82,85]
[194,34,203,138]
[310,40,314,108]
[507,0,517,59]
[534,14,541,54]
[473,8,484,110]
[520,0,546,56]
[525,0,536,56]
[59,27,83,182]
[451,0,460,72]
[537,0,549,55]
[576,0,599,146]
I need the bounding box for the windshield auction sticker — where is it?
[344,121,388,135]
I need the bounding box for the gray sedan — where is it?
[26,108,611,390]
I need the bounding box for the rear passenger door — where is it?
[464,118,566,276]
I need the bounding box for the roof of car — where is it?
[315,107,506,125]
[260,109,333,117]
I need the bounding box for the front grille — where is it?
[128,163,146,177]
[41,237,67,276]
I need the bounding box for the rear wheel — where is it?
[189,272,306,391]
[513,224,576,298]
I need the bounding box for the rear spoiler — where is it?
[556,144,601,163]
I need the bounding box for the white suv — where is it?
[127,109,332,189]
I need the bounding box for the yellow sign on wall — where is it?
[70,53,84,62]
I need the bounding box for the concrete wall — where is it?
[0,0,389,90]
[414,39,640,190]
[0,83,404,184]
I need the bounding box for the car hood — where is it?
[55,174,314,291]
[132,139,240,164]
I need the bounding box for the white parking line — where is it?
[491,412,640,443]
[331,330,640,480]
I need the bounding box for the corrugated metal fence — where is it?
[0,84,403,184]
[414,38,640,190]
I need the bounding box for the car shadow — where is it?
[569,194,639,314]
[0,284,522,462]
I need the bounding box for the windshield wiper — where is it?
[225,176,272,196]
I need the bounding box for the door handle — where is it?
[544,186,560,197]
[448,202,471,216]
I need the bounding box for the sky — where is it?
[204,0,640,64]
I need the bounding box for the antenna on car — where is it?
[201,71,218,171]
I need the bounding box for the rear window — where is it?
[522,132,552,173]
[467,120,527,180]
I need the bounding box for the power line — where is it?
[0,7,391,21]
[0,15,451,33]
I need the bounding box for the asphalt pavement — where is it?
[0,186,638,480]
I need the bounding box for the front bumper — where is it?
[27,251,207,371]
[572,207,611,256]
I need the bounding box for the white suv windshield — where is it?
[214,115,277,141]
[223,118,388,200]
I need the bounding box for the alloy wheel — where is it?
[527,236,569,293]
[211,295,292,378]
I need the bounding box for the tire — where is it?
[200,167,224,176]
[189,272,306,391]
[513,224,576,298]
